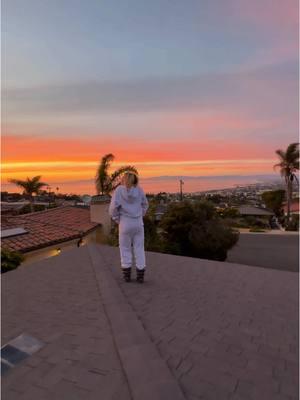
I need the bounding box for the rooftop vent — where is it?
[1,228,28,239]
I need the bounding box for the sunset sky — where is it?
[2,0,299,194]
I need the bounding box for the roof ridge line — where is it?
[88,244,186,400]
[2,206,97,235]
[10,216,89,236]
[1,205,71,220]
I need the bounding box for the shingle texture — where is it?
[1,244,299,400]
[237,206,274,216]
[1,206,99,253]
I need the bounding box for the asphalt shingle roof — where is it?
[1,244,299,399]
[1,206,99,253]
[237,206,274,216]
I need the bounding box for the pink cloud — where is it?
[230,0,298,66]
[230,0,298,32]
[161,111,280,138]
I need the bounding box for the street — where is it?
[227,232,299,272]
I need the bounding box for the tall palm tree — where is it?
[9,175,48,212]
[274,143,299,223]
[95,154,138,195]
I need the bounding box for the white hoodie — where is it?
[109,185,149,223]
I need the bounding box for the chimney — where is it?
[90,195,112,236]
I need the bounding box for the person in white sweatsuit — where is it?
[109,172,149,283]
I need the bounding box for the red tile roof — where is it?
[1,206,100,253]
[283,199,300,214]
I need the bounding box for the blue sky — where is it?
[2,0,299,193]
[4,0,298,86]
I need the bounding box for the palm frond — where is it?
[275,143,300,222]
[275,143,300,178]
[31,175,42,182]
[9,176,47,196]
[110,165,138,192]
[8,179,26,187]
[94,154,139,195]
[34,182,48,192]
[275,149,286,161]
[286,142,299,160]
[102,153,115,168]
[273,162,284,171]
[31,176,47,190]
[110,165,138,183]
[95,154,115,194]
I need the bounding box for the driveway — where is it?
[227,232,299,272]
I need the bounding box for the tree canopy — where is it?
[261,190,285,216]
[159,200,239,261]
[95,154,138,195]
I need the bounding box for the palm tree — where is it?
[9,175,48,212]
[274,143,299,223]
[95,154,138,195]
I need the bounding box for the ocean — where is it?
[1,175,281,195]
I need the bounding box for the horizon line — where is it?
[1,173,282,187]
[2,158,278,169]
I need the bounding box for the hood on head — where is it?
[120,186,139,202]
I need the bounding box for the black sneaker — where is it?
[122,268,131,282]
[136,269,145,283]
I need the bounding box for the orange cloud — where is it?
[2,157,277,185]
[2,132,278,165]
[1,133,280,192]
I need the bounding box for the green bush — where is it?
[244,216,257,226]
[1,248,24,273]
[239,216,269,229]
[107,216,163,252]
[159,200,239,261]
[143,215,163,252]
[230,219,250,228]
[219,207,240,219]
[261,190,285,216]
[252,219,269,229]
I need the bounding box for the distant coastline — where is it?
[141,174,281,181]
[140,175,284,195]
[2,174,284,196]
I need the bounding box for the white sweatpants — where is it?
[119,216,145,270]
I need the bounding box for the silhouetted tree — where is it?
[9,176,47,212]
[95,154,138,195]
[274,143,299,222]
[261,190,285,217]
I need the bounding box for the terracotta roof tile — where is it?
[1,206,100,253]
[283,200,300,213]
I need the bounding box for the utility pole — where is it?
[47,186,52,206]
[55,187,59,205]
[180,179,184,201]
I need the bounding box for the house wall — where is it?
[21,227,103,266]
[284,211,300,216]
[90,202,112,235]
